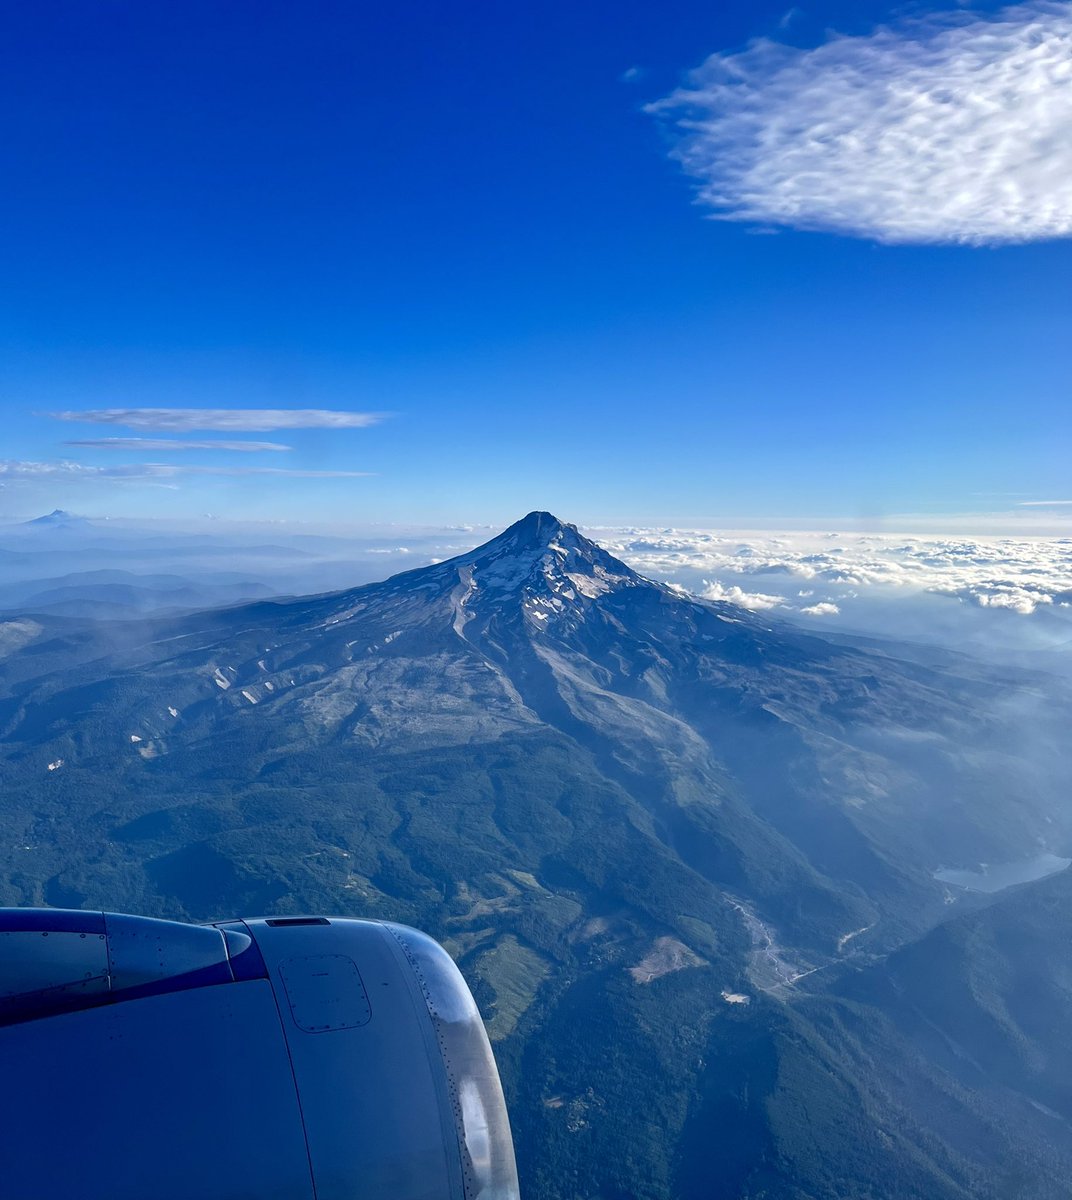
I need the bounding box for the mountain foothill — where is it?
[1,511,1070,1199]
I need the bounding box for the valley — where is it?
[1,512,1070,1198]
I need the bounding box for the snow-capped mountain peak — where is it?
[448,512,640,609]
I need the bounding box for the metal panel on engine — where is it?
[247,917,463,1200]
[279,953,372,1031]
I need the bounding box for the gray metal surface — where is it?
[0,909,521,1200]
[0,979,314,1200]
[278,953,373,1032]
[247,917,461,1200]
[104,911,231,989]
[385,924,521,1200]
[0,930,109,998]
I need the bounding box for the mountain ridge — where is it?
[0,511,1070,1198]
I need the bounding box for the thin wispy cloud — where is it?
[648,1,1072,245]
[0,460,371,480]
[49,408,390,431]
[64,438,293,452]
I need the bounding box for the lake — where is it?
[934,852,1071,894]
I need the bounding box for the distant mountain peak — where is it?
[24,509,89,528]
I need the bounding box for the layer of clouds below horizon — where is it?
[1,517,1069,668]
[597,525,1072,666]
[599,526,1072,615]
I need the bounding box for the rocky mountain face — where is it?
[1,512,1070,1198]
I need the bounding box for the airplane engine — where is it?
[0,908,520,1200]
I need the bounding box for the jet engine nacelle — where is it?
[0,909,520,1200]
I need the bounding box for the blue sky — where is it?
[0,0,1069,529]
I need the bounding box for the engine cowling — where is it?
[0,909,520,1200]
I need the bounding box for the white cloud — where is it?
[932,578,1061,614]
[647,1,1072,244]
[598,527,1072,618]
[701,579,785,610]
[0,460,371,480]
[49,409,389,431]
[64,438,293,452]
[800,601,841,616]
[972,588,1053,614]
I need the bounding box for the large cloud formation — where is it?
[648,1,1072,244]
[598,528,1072,617]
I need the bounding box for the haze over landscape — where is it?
[1,2,1071,1197]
